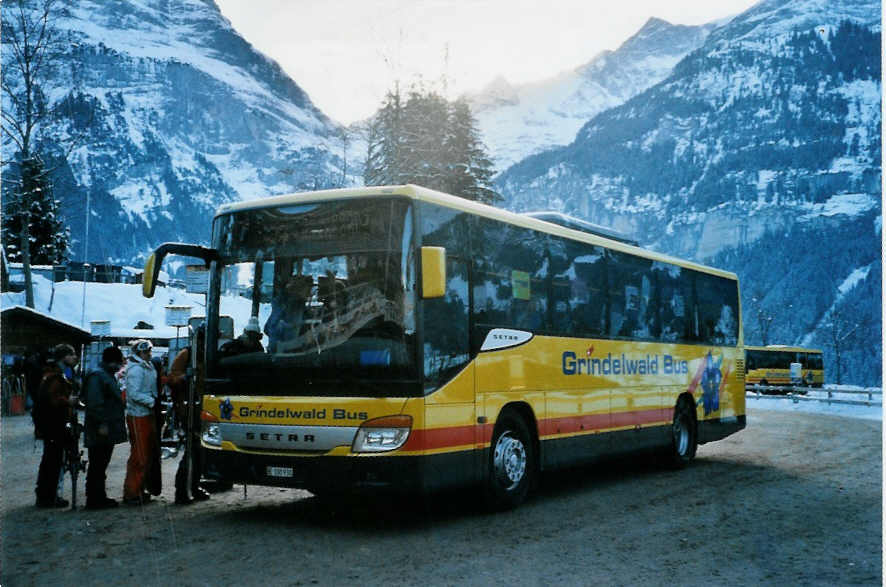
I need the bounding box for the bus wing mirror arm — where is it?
[142,242,220,298]
[421,246,446,299]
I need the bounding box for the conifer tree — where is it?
[2,156,69,266]
[402,90,449,188]
[365,89,404,186]
[364,88,501,204]
[446,99,500,204]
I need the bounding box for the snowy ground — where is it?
[3,278,882,422]
[747,387,882,421]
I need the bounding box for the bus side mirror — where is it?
[143,252,160,298]
[421,246,446,299]
[142,242,220,298]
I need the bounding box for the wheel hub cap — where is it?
[493,432,526,490]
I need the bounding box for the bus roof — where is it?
[215,184,738,280]
[744,345,823,353]
[520,211,639,246]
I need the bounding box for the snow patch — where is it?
[837,264,871,297]
[800,193,878,220]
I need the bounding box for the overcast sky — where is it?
[214,0,760,124]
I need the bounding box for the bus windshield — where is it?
[209,198,419,396]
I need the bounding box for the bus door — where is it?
[422,255,478,488]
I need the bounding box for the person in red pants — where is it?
[122,340,158,505]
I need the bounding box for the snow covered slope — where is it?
[495,0,881,385]
[3,0,353,264]
[466,17,720,172]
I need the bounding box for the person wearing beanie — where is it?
[83,346,128,509]
[218,316,265,358]
[33,343,79,508]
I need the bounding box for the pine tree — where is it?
[400,90,450,189]
[2,156,69,265]
[446,99,500,204]
[364,88,501,204]
[364,89,404,186]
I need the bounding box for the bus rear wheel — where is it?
[668,399,697,469]
[485,412,536,510]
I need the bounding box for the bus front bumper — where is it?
[202,447,480,495]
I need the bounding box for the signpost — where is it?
[88,320,112,371]
[165,305,192,354]
[185,265,209,294]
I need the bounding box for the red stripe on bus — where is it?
[403,408,671,451]
[607,408,671,430]
[402,425,476,451]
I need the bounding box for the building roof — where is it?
[2,305,93,338]
[1,305,94,353]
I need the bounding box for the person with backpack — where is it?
[122,340,158,505]
[83,346,127,510]
[34,344,79,508]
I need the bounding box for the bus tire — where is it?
[485,411,535,511]
[668,398,697,469]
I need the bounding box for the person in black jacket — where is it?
[83,346,127,510]
[34,344,79,508]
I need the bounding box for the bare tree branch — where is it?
[1,0,65,308]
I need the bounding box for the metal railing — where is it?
[746,385,882,407]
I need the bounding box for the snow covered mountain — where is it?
[496,0,881,385]
[3,0,353,264]
[465,17,720,172]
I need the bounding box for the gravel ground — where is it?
[1,407,881,586]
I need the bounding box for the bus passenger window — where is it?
[567,241,607,338]
[607,251,652,339]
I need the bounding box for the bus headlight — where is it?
[202,421,222,446]
[352,415,412,453]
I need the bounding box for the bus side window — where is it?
[548,242,573,336]
[471,218,549,334]
[695,272,739,345]
[607,251,652,339]
[565,240,607,338]
[649,262,686,343]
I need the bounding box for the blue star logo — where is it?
[219,398,234,420]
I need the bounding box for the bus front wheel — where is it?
[485,412,536,510]
[668,399,697,468]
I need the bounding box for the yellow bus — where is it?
[745,345,824,389]
[142,184,745,509]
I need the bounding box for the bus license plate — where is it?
[267,466,293,478]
